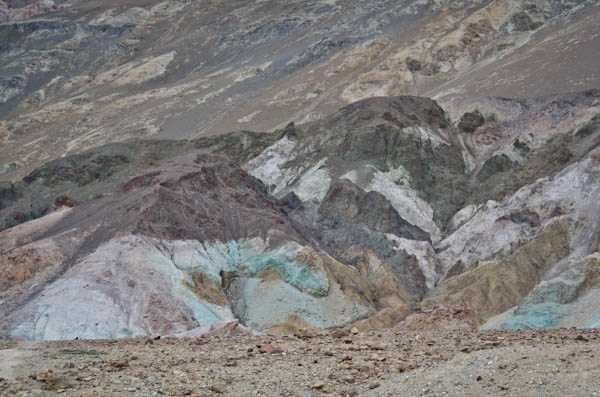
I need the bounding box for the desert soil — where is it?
[0,327,599,396]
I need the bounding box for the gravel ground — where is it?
[0,328,599,396]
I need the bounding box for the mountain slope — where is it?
[1,152,423,340]
[2,91,600,339]
[2,0,600,340]
[1,0,599,181]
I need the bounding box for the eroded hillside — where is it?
[1,0,599,180]
[2,91,600,339]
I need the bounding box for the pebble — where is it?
[312,380,326,390]
[210,382,226,393]
[332,330,349,339]
[369,382,380,389]
[259,344,274,354]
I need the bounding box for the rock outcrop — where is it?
[3,89,600,338]
[484,254,600,329]
[0,0,62,23]
[1,0,598,182]
[0,0,599,337]
[399,305,476,331]
[424,219,572,325]
[0,153,427,340]
[319,179,429,241]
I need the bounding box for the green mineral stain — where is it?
[180,240,328,297]
[499,303,559,329]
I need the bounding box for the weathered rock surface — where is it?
[0,152,433,340]
[425,219,572,325]
[319,178,429,241]
[1,0,599,182]
[2,88,600,338]
[399,305,476,331]
[0,0,64,23]
[1,0,600,339]
[484,253,600,329]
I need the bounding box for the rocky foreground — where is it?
[0,325,599,397]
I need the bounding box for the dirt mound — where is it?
[400,305,475,331]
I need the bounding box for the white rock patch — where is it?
[366,168,441,242]
[246,137,297,193]
[114,51,176,86]
[386,234,441,289]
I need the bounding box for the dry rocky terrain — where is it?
[2,0,599,179]
[2,2,600,394]
[2,93,600,340]
[0,324,599,396]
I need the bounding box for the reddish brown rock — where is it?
[399,305,476,331]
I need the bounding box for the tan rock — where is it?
[33,369,54,382]
[399,305,476,331]
[209,382,226,394]
[423,219,571,325]
[332,329,349,339]
[258,344,274,354]
[312,380,326,390]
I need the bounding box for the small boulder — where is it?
[259,344,274,354]
[210,382,227,394]
[311,381,326,390]
[458,109,485,133]
[332,329,349,339]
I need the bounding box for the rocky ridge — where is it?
[2,90,600,339]
[1,0,599,180]
[0,151,423,340]
[2,0,600,342]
